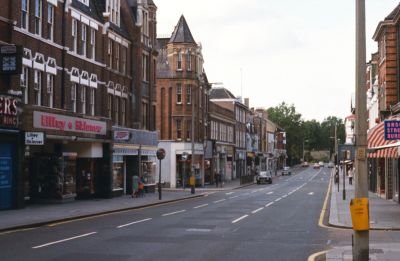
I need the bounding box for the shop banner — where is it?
[384,120,400,140]
[34,111,107,135]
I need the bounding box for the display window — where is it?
[113,163,124,190]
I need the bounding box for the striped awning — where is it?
[368,120,399,158]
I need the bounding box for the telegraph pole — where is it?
[354,0,369,259]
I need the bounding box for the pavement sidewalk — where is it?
[324,167,400,261]
[0,177,257,232]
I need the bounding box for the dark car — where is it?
[256,170,272,184]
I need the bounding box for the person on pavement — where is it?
[348,167,353,185]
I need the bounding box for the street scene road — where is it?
[0,168,343,261]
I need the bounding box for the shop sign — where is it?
[0,157,12,189]
[384,120,400,140]
[33,111,106,135]
[0,45,22,74]
[25,132,44,145]
[0,95,19,128]
[114,131,130,141]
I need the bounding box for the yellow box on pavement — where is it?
[349,198,369,231]
[189,176,195,186]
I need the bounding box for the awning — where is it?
[368,120,398,158]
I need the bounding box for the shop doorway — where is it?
[76,158,96,198]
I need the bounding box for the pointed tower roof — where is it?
[169,15,196,44]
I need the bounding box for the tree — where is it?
[267,102,303,165]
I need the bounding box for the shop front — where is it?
[0,94,22,210]
[22,109,111,203]
[112,127,158,196]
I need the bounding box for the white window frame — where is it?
[90,88,95,116]
[186,85,191,104]
[72,19,78,52]
[21,66,29,104]
[34,70,41,106]
[34,0,42,36]
[21,0,29,30]
[47,74,54,108]
[108,39,113,68]
[114,97,119,125]
[71,83,77,112]
[177,51,182,70]
[121,47,127,75]
[81,24,87,57]
[47,3,54,41]
[121,98,126,126]
[81,85,86,114]
[115,44,120,72]
[90,28,96,60]
[176,84,182,104]
[187,51,192,71]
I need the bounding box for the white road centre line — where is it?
[32,232,97,249]
[282,194,288,198]
[251,207,264,214]
[266,191,274,195]
[275,197,282,202]
[193,204,208,209]
[213,199,226,203]
[117,218,152,228]
[225,192,234,195]
[229,195,239,199]
[265,202,274,207]
[232,214,249,224]
[162,210,186,216]
[308,192,314,195]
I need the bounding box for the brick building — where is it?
[207,101,235,184]
[0,0,158,209]
[156,15,210,188]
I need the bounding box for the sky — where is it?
[155,0,400,122]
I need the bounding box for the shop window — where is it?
[141,159,156,184]
[112,161,124,191]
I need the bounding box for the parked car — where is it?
[301,161,309,167]
[256,170,272,184]
[328,162,334,168]
[319,161,324,167]
[313,163,320,169]
[282,166,291,175]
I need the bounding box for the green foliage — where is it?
[267,102,345,165]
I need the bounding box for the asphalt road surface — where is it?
[0,167,359,261]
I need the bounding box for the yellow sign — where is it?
[349,198,369,231]
[357,148,366,160]
[189,176,195,186]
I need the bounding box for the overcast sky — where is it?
[155,0,399,122]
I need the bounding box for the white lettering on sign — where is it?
[34,111,106,135]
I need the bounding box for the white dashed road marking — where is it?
[117,218,152,228]
[193,204,208,209]
[213,199,226,204]
[251,207,264,214]
[162,210,186,216]
[232,215,249,224]
[32,232,97,249]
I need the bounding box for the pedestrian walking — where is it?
[132,175,139,198]
[215,171,219,188]
[348,167,353,185]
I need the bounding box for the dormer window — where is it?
[107,0,121,26]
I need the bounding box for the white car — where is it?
[282,166,291,175]
[256,170,272,184]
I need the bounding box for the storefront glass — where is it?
[141,156,156,184]
[113,163,124,190]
